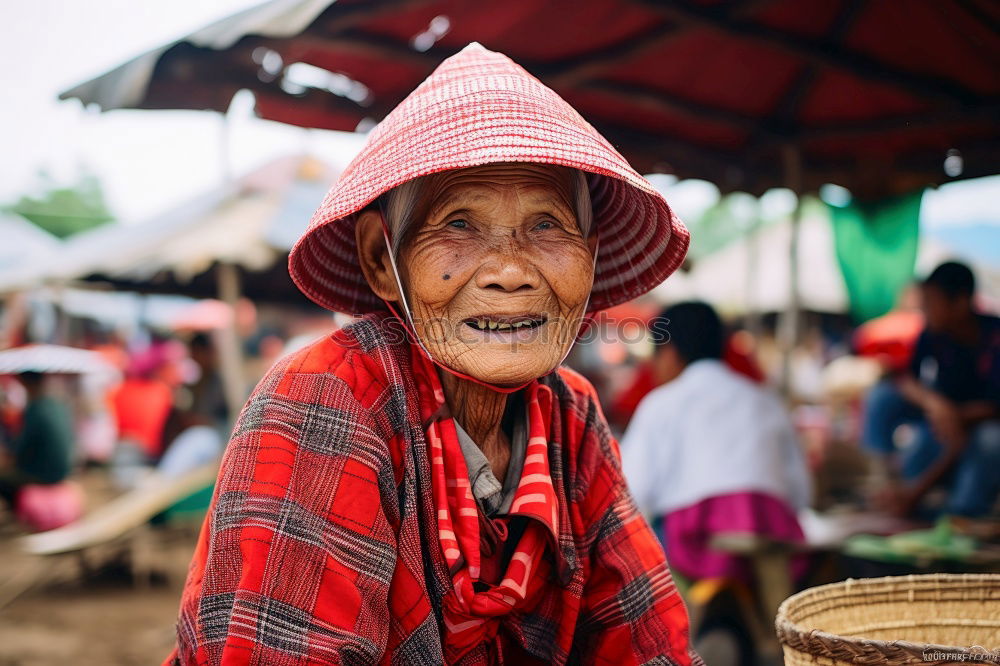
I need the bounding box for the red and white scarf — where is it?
[415,350,560,661]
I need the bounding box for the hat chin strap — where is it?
[378,212,597,395]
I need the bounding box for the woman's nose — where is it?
[475,240,542,293]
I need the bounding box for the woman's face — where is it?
[357,164,596,386]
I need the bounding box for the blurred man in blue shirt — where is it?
[863,261,1000,517]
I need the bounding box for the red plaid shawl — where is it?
[167,312,700,665]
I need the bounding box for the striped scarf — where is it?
[419,352,559,662]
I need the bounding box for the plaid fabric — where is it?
[167,312,701,665]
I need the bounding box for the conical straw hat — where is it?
[289,42,689,314]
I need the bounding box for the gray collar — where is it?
[453,414,527,516]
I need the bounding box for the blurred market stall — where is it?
[56,0,1000,387]
[0,156,331,305]
[0,156,336,418]
[1,4,997,664]
[61,0,998,195]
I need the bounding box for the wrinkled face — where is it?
[358,164,596,386]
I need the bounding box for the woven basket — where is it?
[775,574,1000,665]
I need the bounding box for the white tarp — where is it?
[0,344,117,376]
[655,213,849,314]
[0,156,330,294]
[0,213,61,273]
[60,0,335,110]
[654,214,1000,316]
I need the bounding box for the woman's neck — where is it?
[439,370,511,480]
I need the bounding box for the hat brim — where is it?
[288,44,689,315]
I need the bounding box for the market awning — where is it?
[0,156,333,307]
[61,0,1000,195]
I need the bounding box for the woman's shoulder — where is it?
[260,314,402,408]
[554,366,604,413]
[224,317,404,484]
[551,367,622,466]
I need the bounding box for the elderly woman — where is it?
[168,44,700,666]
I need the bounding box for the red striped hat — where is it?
[289,42,689,315]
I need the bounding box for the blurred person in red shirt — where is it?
[111,337,185,463]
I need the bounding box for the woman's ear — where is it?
[355,209,402,302]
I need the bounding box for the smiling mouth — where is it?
[463,314,548,332]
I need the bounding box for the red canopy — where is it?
[63,0,999,196]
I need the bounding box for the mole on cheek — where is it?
[442,274,451,280]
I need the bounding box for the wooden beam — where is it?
[316,0,442,35]
[955,0,1000,41]
[770,0,867,126]
[800,104,1000,138]
[742,0,862,154]
[638,0,985,107]
[581,78,775,137]
[778,143,803,395]
[725,0,784,15]
[541,23,682,87]
[216,262,246,423]
[542,0,779,87]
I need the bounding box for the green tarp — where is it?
[829,190,923,323]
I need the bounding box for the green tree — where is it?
[4,170,114,238]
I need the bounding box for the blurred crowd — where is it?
[573,259,998,588]
[1,259,997,602]
[0,301,334,530]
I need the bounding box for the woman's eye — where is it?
[446,219,468,229]
[533,219,556,230]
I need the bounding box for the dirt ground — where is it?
[0,519,199,665]
[0,469,199,666]
[0,576,185,666]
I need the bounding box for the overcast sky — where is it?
[1,0,997,228]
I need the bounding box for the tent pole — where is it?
[215,110,243,423]
[220,111,235,185]
[216,262,245,424]
[0,292,28,349]
[779,144,803,395]
[745,197,763,337]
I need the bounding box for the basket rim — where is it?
[775,574,1000,664]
